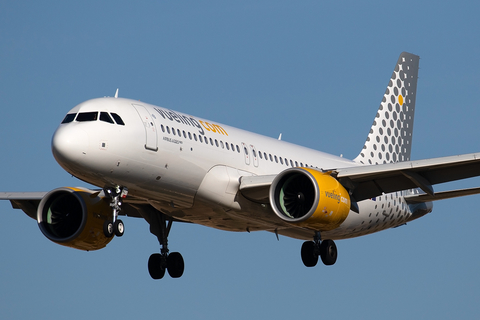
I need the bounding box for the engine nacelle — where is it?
[269,168,351,231]
[37,187,113,251]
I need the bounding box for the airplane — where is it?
[3,52,480,280]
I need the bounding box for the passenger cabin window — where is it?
[61,113,76,124]
[76,112,98,122]
[100,112,114,124]
[111,113,125,125]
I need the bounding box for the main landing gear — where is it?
[103,186,128,238]
[147,212,184,280]
[301,232,338,267]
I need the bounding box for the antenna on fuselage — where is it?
[278,133,282,141]
[114,88,119,98]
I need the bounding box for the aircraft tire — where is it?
[103,221,114,238]
[148,253,166,280]
[114,220,124,237]
[319,239,337,266]
[167,252,184,278]
[301,241,318,267]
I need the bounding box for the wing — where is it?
[239,152,480,203]
[0,192,47,219]
[335,152,480,201]
[0,191,150,220]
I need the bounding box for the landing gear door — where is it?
[133,104,158,151]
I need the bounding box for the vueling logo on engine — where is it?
[324,190,348,205]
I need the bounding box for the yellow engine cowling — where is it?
[37,187,113,251]
[269,168,351,231]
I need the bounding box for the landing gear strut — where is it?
[103,186,128,238]
[147,212,184,279]
[301,232,337,267]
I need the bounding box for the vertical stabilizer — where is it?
[354,52,420,165]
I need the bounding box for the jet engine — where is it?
[37,187,113,251]
[269,168,351,231]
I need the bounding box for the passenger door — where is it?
[132,104,158,151]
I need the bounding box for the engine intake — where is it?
[37,187,113,251]
[269,168,351,231]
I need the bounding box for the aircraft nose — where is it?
[51,125,89,167]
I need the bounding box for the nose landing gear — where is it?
[103,186,128,238]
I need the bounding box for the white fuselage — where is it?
[52,97,429,241]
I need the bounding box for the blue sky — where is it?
[1,1,480,319]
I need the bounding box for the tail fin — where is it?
[354,52,420,165]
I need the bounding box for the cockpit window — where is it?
[76,112,98,122]
[111,113,125,125]
[100,112,114,124]
[61,113,76,124]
